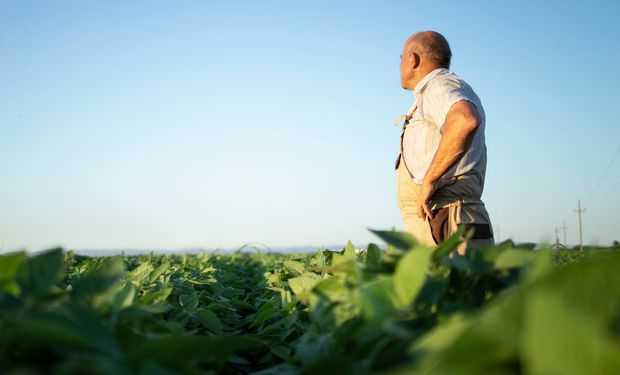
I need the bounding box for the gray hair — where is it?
[407,31,452,69]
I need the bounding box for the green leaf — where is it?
[252,302,281,327]
[140,285,173,304]
[270,345,292,360]
[410,290,523,374]
[494,248,534,269]
[369,229,418,250]
[11,303,121,356]
[11,312,98,351]
[355,276,400,323]
[117,304,169,321]
[288,273,322,298]
[409,313,471,354]
[432,226,466,261]
[196,308,223,334]
[521,254,620,375]
[284,260,306,276]
[441,256,474,272]
[524,250,553,284]
[313,277,350,303]
[127,261,154,285]
[149,262,169,283]
[294,332,334,366]
[0,251,26,296]
[111,283,136,312]
[16,248,65,297]
[330,253,348,266]
[343,241,356,260]
[322,260,361,282]
[365,243,383,267]
[178,292,200,310]
[71,257,126,298]
[414,269,450,313]
[394,247,433,308]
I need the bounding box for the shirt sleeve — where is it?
[424,78,476,131]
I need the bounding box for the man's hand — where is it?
[417,177,457,220]
[418,179,437,220]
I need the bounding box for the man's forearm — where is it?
[424,101,479,184]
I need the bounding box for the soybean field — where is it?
[1,229,620,374]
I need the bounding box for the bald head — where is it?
[406,31,452,69]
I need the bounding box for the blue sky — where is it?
[1,0,619,252]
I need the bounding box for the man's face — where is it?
[400,42,414,90]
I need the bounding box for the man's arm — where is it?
[418,100,480,220]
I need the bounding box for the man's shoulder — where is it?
[425,70,468,93]
[423,71,480,106]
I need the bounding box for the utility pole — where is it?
[561,221,568,247]
[552,226,562,250]
[574,200,586,251]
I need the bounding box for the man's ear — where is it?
[411,52,421,69]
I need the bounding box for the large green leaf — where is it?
[251,302,281,327]
[432,227,466,261]
[178,292,200,310]
[0,251,26,296]
[117,303,169,321]
[394,247,433,308]
[9,303,121,356]
[284,260,306,276]
[294,332,334,367]
[313,277,350,303]
[111,283,136,313]
[16,248,65,297]
[288,272,322,301]
[365,243,383,268]
[354,276,400,323]
[148,262,169,283]
[342,241,357,261]
[521,254,620,374]
[127,261,154,286]
[139,285,172,304]
[523,250,554,284]
[196,308,223,334]
[493,248,534,270]
[409,313,471,354]
[71,257,126,299]
[368,229,418,250]
[410,290,523,374]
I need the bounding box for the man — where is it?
[395,31,493,253]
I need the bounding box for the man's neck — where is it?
[411,65,441,91]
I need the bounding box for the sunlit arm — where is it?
[418,100,480,219]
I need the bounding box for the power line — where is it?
[558,144,618,249]
[602,173,620,201]
[593,144,620,193]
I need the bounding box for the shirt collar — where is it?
[413,68,449,95]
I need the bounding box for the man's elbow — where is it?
[454,110,479,134]
[463,114,479,133]
[445,101,480,135]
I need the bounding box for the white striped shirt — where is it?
[401,68,487,190]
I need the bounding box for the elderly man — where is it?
[395,31,493,253]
